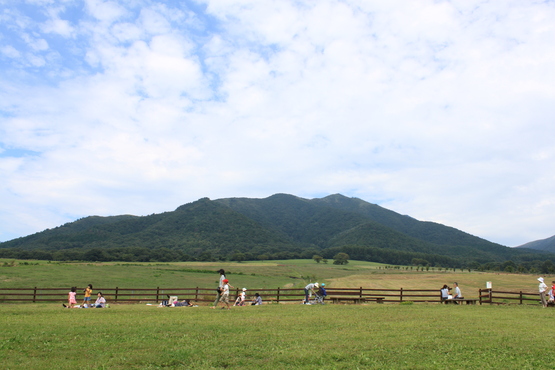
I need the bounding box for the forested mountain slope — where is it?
[0,194,550,269]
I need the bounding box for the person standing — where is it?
[538,277,548,308]
[63,287,77,308]
[303,282,319,304]
[82,284,93,308]
[211,269,227,309]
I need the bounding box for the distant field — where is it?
[2,303,555,369]
[0,259,547,297]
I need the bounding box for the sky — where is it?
[0,0,554,247]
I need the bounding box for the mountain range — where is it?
[517,235,555,253]
[0,193,552,269]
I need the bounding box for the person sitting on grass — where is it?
[91,292,106,308]
[251,293,263,305]
[234,288,247,306]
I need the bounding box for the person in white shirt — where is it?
[211,269,227,309]
[538,277,548,308]
[304,283,319,304]
[219,279,231,310]
[453,282,463,299]
[92,292,106,308]
[234,288,247,306]
[440,285,450,301]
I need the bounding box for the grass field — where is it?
[2,259,554,369]
[0,259,547,294]
[2,303,555,369]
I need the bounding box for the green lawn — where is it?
[1,303,554,369]
[1,259,554,369]
[1,259,546,294]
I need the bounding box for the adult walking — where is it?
[211,269,226,309]
[538,277,548,308]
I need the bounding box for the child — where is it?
[234,288,247,306]
[82,284,93,308]
[219,279,231,310]
[63,286,77,308]
[319,283,327,302]
[251,293,263,305]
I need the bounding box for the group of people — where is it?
[211,269,263,309]
[303,282,327,304]
[64,284,106,308]
[440,282,463,302]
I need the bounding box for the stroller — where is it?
[310,286,327,305]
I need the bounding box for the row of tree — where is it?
[2,244,555,274]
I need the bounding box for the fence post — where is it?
[115,287,119,303]
[195,287,199,301]
[359,287,363,298]
[33,287,37,303]
[489,289,492,304]
[156,287,160,303]
[519,291,523,305]
[277,287,280,303]
[400,287,403,303]
[479,289,482,305]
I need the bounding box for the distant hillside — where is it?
[517,235,555,253]
[0,194,552,270]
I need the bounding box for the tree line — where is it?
[1,244,554,274]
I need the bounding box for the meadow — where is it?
[1,259,554,369]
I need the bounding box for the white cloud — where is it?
[1,45,20,58]
[0,0,554,247]
[84,0,127,24]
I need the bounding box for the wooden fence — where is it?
[0,286,448,304]
[0,287,543,305]
[479,288,541,305]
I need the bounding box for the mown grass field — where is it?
[1,259,554,369]
[0,258,547,294]
[3,303,555,369]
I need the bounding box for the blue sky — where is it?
[1,0,554,247]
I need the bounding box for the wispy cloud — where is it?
[0,0,554,246]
